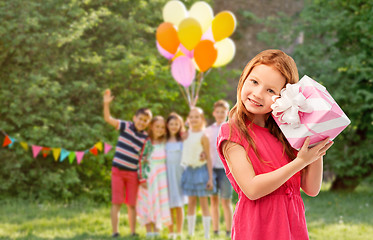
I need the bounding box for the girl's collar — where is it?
[245,120,269,132]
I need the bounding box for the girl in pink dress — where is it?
[217,49,334,239]
[137,116,171,238]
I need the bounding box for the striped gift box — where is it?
[271,75,351,150]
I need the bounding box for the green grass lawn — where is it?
[0,183,372,240]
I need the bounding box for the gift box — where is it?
[271,75,351,150]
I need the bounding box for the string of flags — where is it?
[1,130,113,165]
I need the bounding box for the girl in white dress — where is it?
[180,107,213,239]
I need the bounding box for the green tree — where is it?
[254,0,373,190]
[0,0,234,201]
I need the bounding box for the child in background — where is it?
[205,100,233,237]
[217,49,334,239]
[137,116,172,238]
[103,89,152,238]
[165,113,187,239]
[181,107,213,239]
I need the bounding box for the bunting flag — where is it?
[76,151,85,164]
[90,146,98,156]
[20,142,29,151]
[2,135,12,147]
[32,145,43,158]
[68,152,76,164]
[42,147,51,158]
[1,130,114,165]
[104,143,113,154]
[95,142,103,152]
[52,148,61,161]
[8,137,16,147]
[60,149,70,162]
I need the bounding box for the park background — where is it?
[0,0,372,239]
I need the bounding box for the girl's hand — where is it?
[297,137,334,166]
[206,178,213,191]
[180,131,188,140]
[103,89,114,104]
[140,181,147,189]
[199,151,207,162]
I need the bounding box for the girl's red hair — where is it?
[227,49,299,162]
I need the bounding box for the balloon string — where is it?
[194,69,209,105]
[186,86,192,108]
[177,83,189,106]
[191,78,196,104]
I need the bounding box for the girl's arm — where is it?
[300,157,323,196]
[222,137,333,200]
[201,134,213,190]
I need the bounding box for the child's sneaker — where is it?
[111,232,120,238]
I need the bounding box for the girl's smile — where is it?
[167,118,181,136]
[152,120,166,139]
[188,109,204,131]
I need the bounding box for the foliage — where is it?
[0,0,234,201]
[253,0,373,190]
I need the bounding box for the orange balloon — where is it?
[156,22,180,54]
[194,40,217,72]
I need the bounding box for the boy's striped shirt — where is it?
[112,120,148,176]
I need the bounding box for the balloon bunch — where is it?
[156,0,236,107]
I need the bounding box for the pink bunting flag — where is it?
[104,143,113,154]
[32,145,43,158]
[76,151,85,164]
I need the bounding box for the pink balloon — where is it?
[201,27,215,42]
[171,56,196,87]
[156,41,175,60]
[179,44,194,58]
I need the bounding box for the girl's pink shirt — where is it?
[217,122,309,240]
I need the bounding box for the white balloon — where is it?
[189,1,214,33]
[163,0,188,26]
[213,38,236,67]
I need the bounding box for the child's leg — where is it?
[111,204,121,234]
[200,196,210,217]
[153,222,159,234]
[210,195,219,233]
[187,196,197,236]
[175,207,184,234]
[145,223,153,238]
[219,169,233,234]
[168,208,175,233]
[127,204,137,234]
[145,222,152,233]
[168,208,175,239]
[222,198,233,233]
[200,196,211,239]
[187,196,197,215]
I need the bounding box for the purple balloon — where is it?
[171,56,196,88]
[156,41,175,60]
